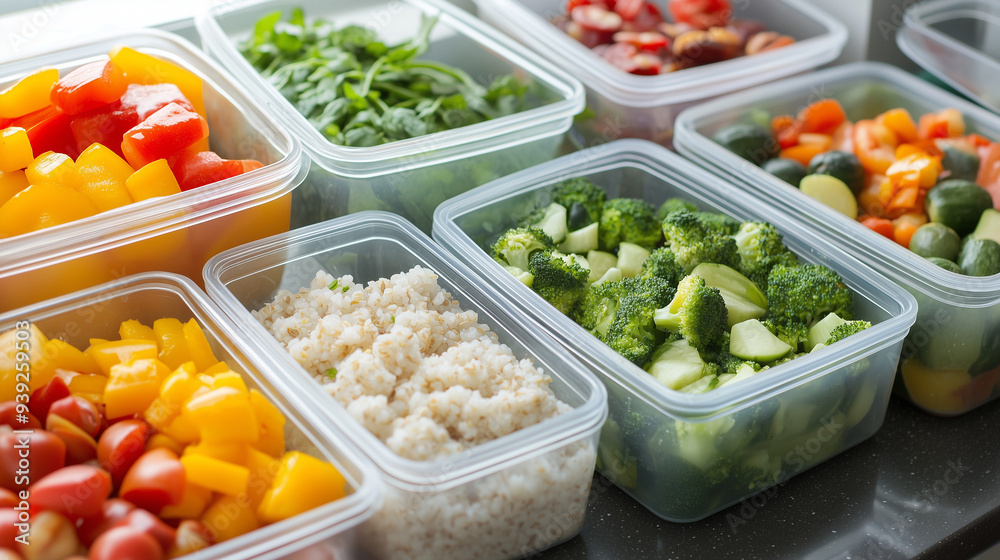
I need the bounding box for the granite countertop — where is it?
[537,397,1000,559]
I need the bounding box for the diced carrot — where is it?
[860,216,894,240]
[886,188,924,220]
[858,174,887,217]
[798,99,847,135]
[796,133,833,150]
[779,143,829,167]
[892,212,928,248]
[918,108,965,140]
[853,119,897,175]
[877,108,918,143]
[830,121,854,152]
[772,114,800,149]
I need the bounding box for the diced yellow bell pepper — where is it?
[146,433,185,455]
[37,338,101,379]
[119,319,156,341]
[25,151,80,190]
[110,46,206,119]
[183,387,259,444]
[202,361,230,376]
[181,453,250,497]
[0,170,29,207]
[89,338,110,346]
[249,389,286,457]
[59,371,108,399]
[0,128,33,173]
[209,371,248,395]
[184,442,247,465]
[160,480,213,520]
[201,495,258,543]
[144,396,177,430]
[103,358,170,419]
[0,67,57,119]
[159,362,207,405]
[160,413,200,444]
[75,143,135,212]
[153,318,192,369]
[0,324,48,402]
[0,184,99,237]
[85,338,158,376]
[257,451,347,524]
[125,159,181,202]
[183,319,217,371]
[244,447,279,510]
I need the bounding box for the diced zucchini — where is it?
[806,312,848,352]
[617,242,651,278]
[730,319,793,362]
[679,374,719,394]
[799,174,858,219]
[971,209,1000,245]
[558,222,598,254]
[592,267,623,286]
[690,263,768,327]
[646,338,706,390]
[586,250,618,283]
[530,202,568,243]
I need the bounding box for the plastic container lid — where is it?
[898,0,1000,113]
[472,0,847,109]
[0,29,306,286]
[674,61,1000,309]
[196,0,585,179]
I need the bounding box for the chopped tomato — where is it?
[830,121,854,153]
[779,140,829,167]
[976,142,1000,208]
[859,216,894,240]
[0,430,65,491]
[169,150,263,192]
[771,114,800,149]
[119,448,185,513]
[798,99,846,135]
[668,0,731,30]
[877,108,918,143]
[29,465,111,518]
[69,101,139,159]
[853,119,897,175]
[892,213,927,248]
[50,60,128,116]
[918,108,965,140]
[121,103,208,169]
[9,104,78,159]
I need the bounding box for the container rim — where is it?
[203,211,608,491]
[433,139,918,420]
[0,28,307,280]
[674,61,1000,305]
[195,0,585,178]
[471,0,847,108]
[0,272,380,560]
[902,0,1000,74]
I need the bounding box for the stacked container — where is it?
[675,62,1000,416]
[471,0,847,147]
[432,139,917,521]
[0,29,306,313]
[196,0,585,233]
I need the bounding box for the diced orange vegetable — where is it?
[798,99,846,135]
[202,362,230,376]
[119,319,156,341]
[201,495,258,542]
[121,103,209,169]
[25,151,80,190]
[771,114,800,149]
[110,46,206,118]
[0,184,99,238]
[244,447,279,510]
[858,174,887,218]
[0,324,48,402]
[884,187,924,220]
[183,319,218,371]
[184,442,248,465]
[85,338,158,375]
[779,141,829,167]
[125,159,181,202]
[0,127,34,172]
[183,387,259,444]
[160,413,200,444]
[885,153,943,191]
[0,67,58,119]
[918,108,965,140]
[256,451,347,524]
[859,216,895,240]
[50,60,128,115]
[0,170,29,207]
[209,371,249,394]
[37,338,101,379]
[181,454,250,496]
[853,119,898,175]
[877,108,918,143]
[830,121,854,153]
[249,389,286,458]
[976,143,1000,208]
[103,358,170,419]
[146,433,185,455]
[153,318,192,370]
[56,371,107,401]
[75,143,135,212]
[966,133,992,148]
[160,481,213,520]
[892,213,928,248]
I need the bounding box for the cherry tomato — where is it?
[668,0,732,30]
[168,150,263,192]
[571,5,623,32]
[97,419,149,487]
[47,396,102,438]
[168,520,214,557]
[0,488,17,508]
[0,508,19,550]
[16,510,79,560]
[621,1,663,32]
[613,31,670,51]
[29,465,111,518]
[630,52,663,75]
[50,60,128,116]
[46,414,98,465]
[76,498,136,547]
[600,42,640,73]
[115,509,176,551]
[0,431,66,492]
[28,377,70,421]
[0,402,40,431]
[614,0,643,20]
[119,448,184,513]
[89,526,164,560]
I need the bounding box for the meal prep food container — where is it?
[432,139,917,522]
[203,211,607,560]
[0,29,306,314]
[898,0,1000,113]
[674,61,1000,417]
[0,272,379,560]
[471,0,846,147]
[196,0,585,233]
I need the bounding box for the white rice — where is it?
[253,266,596,559]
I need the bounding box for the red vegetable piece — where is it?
[69,101,140,159]
[600,42,640,72]
[0,488,17,508]
[89,526,164,560]
[0,401,41,430]
[0,430,66,492]
[10,104,78,159]
[169,150,261,191]
[120,102,208,169]
[613,30,670,51]
[47,396,102,438]
[50,60,128,116]
[76,498,136,547]
[571,5,623,32]
[28,376,71,422]
[115,509,176,551]
[621,1,663,32]
[630,52,663,75]
[119,83,196,122]
[0,509,18,550]
[29,465,111,518]
[118,448,185,513]
[614,0,643,20]
[97,419,149,487]
[46,414,98,465]
[668,0,732,30]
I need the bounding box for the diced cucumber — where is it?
[586,250,618,283]
[925,180,994,236]
[799,174,858,219]
[971,209,1000,246]
[845,381,876,428]
[679,374,719,394]
[730,319,793,362]
[531,203,568,243]
[646,338,706,390]
[724,363,759,386]
[558,222,598,254]
[618,242,651,278]
[690,263,768,326]
[806,312,848,352]
[592,267,623,286]
[716,373,737,386]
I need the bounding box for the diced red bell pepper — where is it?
[50,60,128,116]
[667,0,731,30]
[69,101,140,159]
[120,83,196,122]
[121,103,208,169]
[10,104,78,159]
[169,150,263,191]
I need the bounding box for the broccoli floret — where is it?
[695,212,742,235]
[575,279,627,337]
[825,320,872,345]
[599,198,662,251]
[552,177,606,228]
[732,221,799,292]
[657,197,699,221]
[529,250,589,316]
[654,275,728,352]
[605,296,664,367]
[766,264,854,327]
[661,210,741,273]
[639,247,685,287]
[491,227,554,271]
[761,316,810,351]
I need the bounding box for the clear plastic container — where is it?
[196,0,584,233]
[674,61,1000,416]
[472,0,846,147]
[0,29,306,313]
[0,272,379,559]
[432,139,917,522]
[203,211,607,559]
[898,0,1000,113]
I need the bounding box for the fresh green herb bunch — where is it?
[240,8,528,147]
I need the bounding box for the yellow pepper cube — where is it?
[146,433,185,456]
[85,338,158,376]
[25,151,80,191]
[143,396,179,430]
[125,159,181,202]
[0,170,29,207]
[159,362,207,405]
[184,442,247,465]
[244,447,279,510]
[161,413,200,444]
[249,389,286,457]
[103,358,170,419]
[183,387,259,444]
[209,371,248,395]
[0,67,57,119]
[0,324,48,402]
[0,128,34,173]
[183,319,218,371]
[153,318,192,370]
[160,481,213,520]
[181,454,250,497]
[75,144,135,212]
[201,495,258,543]
[0,184,98,237]
[257,451,347,524]
[118,319,156,341]
[110,46,206,119]
[64,373,108,399]
[38,338,101,379]
[202,361,230,376]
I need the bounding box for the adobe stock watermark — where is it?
[6,0,65,53]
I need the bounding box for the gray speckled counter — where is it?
[537,397,1000,560]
